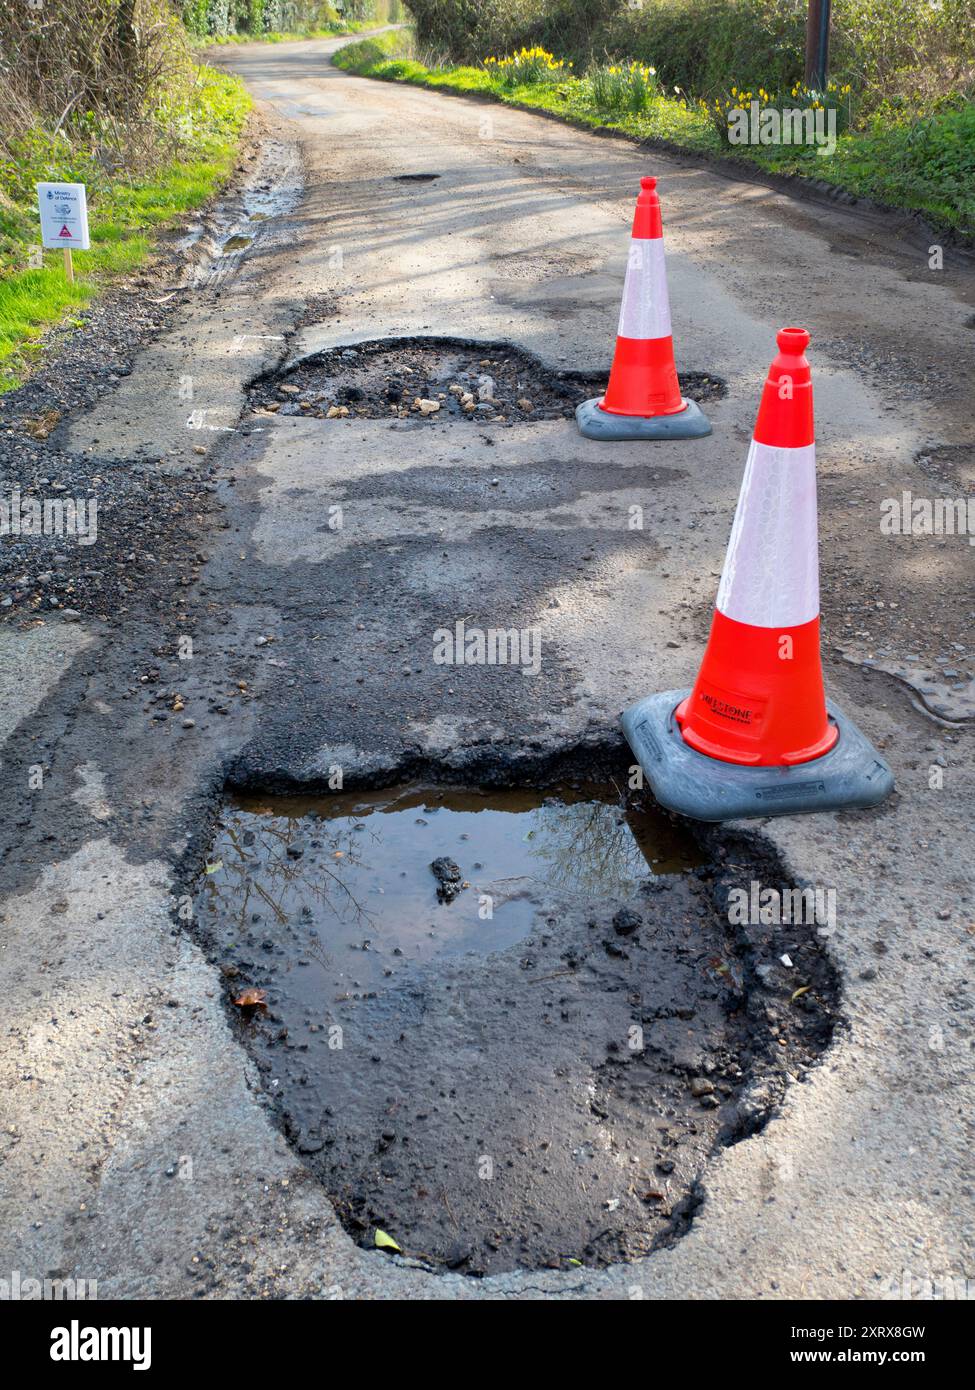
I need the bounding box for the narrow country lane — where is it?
[1,32,973,1299]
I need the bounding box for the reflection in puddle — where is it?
[222,234,254,253]
[199,784,701,996]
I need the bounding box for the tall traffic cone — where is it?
[621,327,893,821]
[577,177,710,441]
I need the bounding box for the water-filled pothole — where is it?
[200,783,701,995]
[195,780,835,1276]
[248,337,725,424]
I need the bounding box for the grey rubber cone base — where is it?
[621,690,894,822]
[576,397,711,441]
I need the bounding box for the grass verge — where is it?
[0,65,251,393]
[334,32,975,238]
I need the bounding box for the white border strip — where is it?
[716,439,820,628]
[617,237,672,342]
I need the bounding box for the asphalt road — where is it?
[1,32,973,1299]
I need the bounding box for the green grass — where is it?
[0,65,251,392]
[335,32,975,237]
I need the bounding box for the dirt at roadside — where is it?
[0,110,282,631]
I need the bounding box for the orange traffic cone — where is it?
[577,177,710,441]
[621,327,893,820]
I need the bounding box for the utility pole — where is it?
[804,0,832,92]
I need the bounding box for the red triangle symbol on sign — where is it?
[58,224,72,237]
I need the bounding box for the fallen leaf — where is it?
[22,409,61,441]
[233,987,267,1009]
[204,860,223,874]
[791,985,812,1002]
[374,1229,401,1253]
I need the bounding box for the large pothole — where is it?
[247,337,726,425]
[194,777,837,1277]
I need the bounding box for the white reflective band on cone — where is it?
[716,439,820,628]
[617,237,672,342]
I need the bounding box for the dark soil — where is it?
[247,338,726,425]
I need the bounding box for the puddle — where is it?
[243,169,300,223]
[248,337,725,423]
[195,781,835,1276]
[180,137,302,288]
[199,783,701,997]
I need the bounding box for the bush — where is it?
[403,0,803,92]
[403,0,975,114]
[602,1,804,100]
[179,0,347,38]
[406,1,546,62]
[832,0,974,111]
[0,1,196,158]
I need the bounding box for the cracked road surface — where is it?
[1,33,974,1298]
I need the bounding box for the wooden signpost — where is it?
[804,0,832,92]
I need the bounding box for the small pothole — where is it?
[248,337,725,424]
[393,173,441,182]
[194,776,836,1277]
